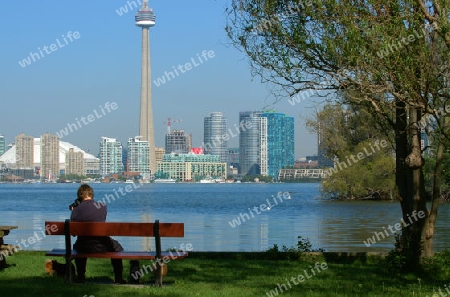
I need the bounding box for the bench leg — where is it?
[65,258,74,283]
[154,260,162,287]
[129,260,140,284]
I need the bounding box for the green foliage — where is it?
[384,233,423,273]
[59,173,87,181]
[309,104,396,200]
[265,236,324,260]
[422,250,450,276]
[423,154,450,201]
[296,235,325,252]
[241,174,273,183]
[227,0,450,269]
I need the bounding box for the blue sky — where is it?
[0,0,317,158]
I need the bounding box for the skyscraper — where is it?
[261,112,295,178]
[239,111,263,175]
[0,135,5,157]
[99,137,123,175]
[40,133,60,179]
[65,148,84,176]
[239,111,295,178]
[165,130,192,154]
[15,134,34,169]
[203,112,228,162]
[136,0,157,174]
[127,136,150,175]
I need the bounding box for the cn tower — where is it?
[135,0,157,175]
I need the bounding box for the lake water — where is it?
[0,182,449,253]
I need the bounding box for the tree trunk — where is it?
[396,103,428,270]
[422,118,445,257]
[396,105,427,269]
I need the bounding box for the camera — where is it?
[69,198,82,210]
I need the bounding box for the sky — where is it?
[0,0,318,159]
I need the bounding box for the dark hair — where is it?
[77,184,94,200]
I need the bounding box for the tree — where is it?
[226,0,450,268]
[241,174,274,182]
[59,173,87,181]
[308,103,396,200]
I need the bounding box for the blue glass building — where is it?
[203,112,228,162]
[239,111,294,178]
[261,112,295,178]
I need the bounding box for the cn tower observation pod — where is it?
[135,8,156,27]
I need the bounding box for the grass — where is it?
[0,251,449,296]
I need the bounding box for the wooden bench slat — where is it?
[45,222,184,237]
[45,249,188,260]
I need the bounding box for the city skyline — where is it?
[1,1,318,159]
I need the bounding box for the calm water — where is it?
[0,182,449,252]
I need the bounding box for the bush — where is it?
[265,236,325,260]
[384,233,422,272]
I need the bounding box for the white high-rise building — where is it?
[99,137,123,175]
[127,136,150,175]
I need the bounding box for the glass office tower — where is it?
[203,112,228,162]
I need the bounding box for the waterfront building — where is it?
[127,136,150,175]
[0,135,5,157]
[15,134,34,169]
[84,156,100,176]
[157,153,226,182]
[99,137,123,175]
[203,112,228,162]
[227,147,239,171]
[40,133,60,179]
[165,129,191,154]
[136,0,157,174]
[239,111,295,178]
[261,112,295,178]
[0,137,99,176]
[239,111,263,175]
[122,147,128,173]
[65,148,84,176]
[278,168,326,180]
[155,147,165,166]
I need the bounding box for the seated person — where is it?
[70,184,126,284]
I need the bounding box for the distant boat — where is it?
[154,178,176,183]
[199,177,216,183]
[125,179,134,184]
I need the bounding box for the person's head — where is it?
[77,184,94,201]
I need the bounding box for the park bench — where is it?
[44,219,187,285]
[0,225,18,269]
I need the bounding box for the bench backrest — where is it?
[45,221,184,237]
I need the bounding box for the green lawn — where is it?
[0,251,448,296]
